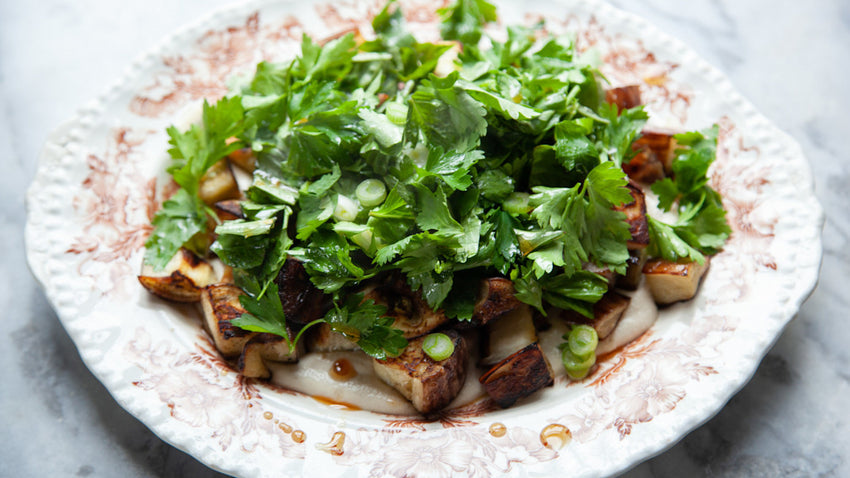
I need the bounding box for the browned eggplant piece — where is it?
[198,159,240,206]
[642,257,710,304]
[200,284,255,357]
[305,323,359,352]
[605,85,642,112]
[613,181,649,249]
[563,291,631,340]
[212,199,244,221]
[227,146,256,172]
[138,248,217,302]
[470,278,522,326]
[364,274,449,339]
[237,333,301,379]
[480,305,537,367]
[275,258,326,325]
[634,130,677,174]
[479,343,554,408]
[618,249,648,291]
[372,330,467,414]
[623,149,665,184]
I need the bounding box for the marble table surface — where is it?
[3,0,847,476]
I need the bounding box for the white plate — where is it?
[25,0,823,476]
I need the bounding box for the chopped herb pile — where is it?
[143,0,730,358]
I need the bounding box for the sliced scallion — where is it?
[567,325,598,360]
[333,194,359,222]
[355,179,387,208]
[502,192,531,215]
[422,333,454,361]
[385,102,409,126]
[561,347,595,380]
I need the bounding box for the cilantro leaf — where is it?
[647,215,706,264]
[143,189,208,270]
[405,72,487,153]
[647,125,730,261]
[144,97,246,270]
[324,293,407,359]
[233,281,291,339]
[596,103,648,167]
[418,147,484,191]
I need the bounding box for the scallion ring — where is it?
[567,325,598,360]
[355,179,387,208]
[561,347,596,380]
[333,194,359,222]
[385,102,409,126]
[422,333,454,361]
[502,192,531,215]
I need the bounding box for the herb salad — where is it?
[139,0,730,413]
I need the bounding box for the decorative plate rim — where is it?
[25,0,824,476]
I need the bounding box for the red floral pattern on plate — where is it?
[33,0,820,476]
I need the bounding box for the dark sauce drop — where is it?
[330,358,357,382]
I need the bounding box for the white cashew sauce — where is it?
[268,280,657,415]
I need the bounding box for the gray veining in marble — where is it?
[2,0,848,476]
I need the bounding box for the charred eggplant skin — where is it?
[479,342,554,408]
[471,278,522,326]
[275,258,326,324]
[364,273,449,339]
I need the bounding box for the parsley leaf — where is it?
[647,125,730,262]
[405,72,487,153]
[324,293,407,359]
[143,189,208,270]
[144,97,245,270]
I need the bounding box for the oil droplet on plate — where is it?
[316,431,346,456]
[489,422,507,437]
[263,411,273,420]
[291,430,306,443]
[540,423,571,450]
[279,422,293,434]
[329,358,357,381]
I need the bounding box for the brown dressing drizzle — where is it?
[311,395,362,411]
[278,422,293,434]
[329,358,357,382]
[540,423,571,450]
[316,431,346,456]
[262,411,273,420]
[489,422,507,437]
[291,430,306,443]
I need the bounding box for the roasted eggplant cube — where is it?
[634,130,677,174]
[275,258,326,325]
[227,146,256,172]
[479,343,554,408]
[605,85,642,112]
[618,249,648,291]
[198,159,240,205]
[372,330,467,415]
[238,333,301,379]
[305,323,359,353]
[480,305,537,367]
[364,274,449,339]
[212,199,244,222]
[642,258,710,305]
[613,181,649,249]
[200,284,255,357]
[138,248,217,302]
[623,149,665,184]
[470,278,522,326]
[564,291,632,340]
